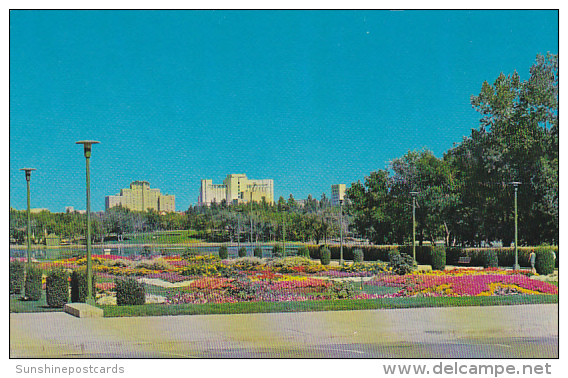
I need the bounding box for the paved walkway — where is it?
[10,304,558,358]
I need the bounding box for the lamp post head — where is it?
[19,168,36,181]
[76,140,100,158]
[410,191,419,197]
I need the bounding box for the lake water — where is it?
[9,244,303,261]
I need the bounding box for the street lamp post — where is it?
[76,140,100,305]
[509,182,521,270]
[19,168,36,266]
[410,191,418,266]
[339,199,344,266]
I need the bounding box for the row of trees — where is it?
[9,192,351,245]
[346,53,558,247]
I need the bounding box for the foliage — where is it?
[269,256,317,273]
[219,245,229,259]
[325,281,357,299]
[296,246,310,258]
[388,252,415,275]
[535,247,555,275]
[70,268,96,303]
[254,246,263,258]
[45,268,69,308]
[181,248,199,260]
[10,261,25,295]
[480,249,499,268]
[134,258,172,271]
[431,246,446,271]
[320,247,331,266]
[24,266,43,301]
[238,247,247,258]
[272,244,284,258]
[352,248,364,262]
[115,277,146,306]
[230,257,264,271]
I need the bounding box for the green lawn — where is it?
[100,294,558,318]
[9,293,65,313]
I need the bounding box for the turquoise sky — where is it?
[10,10,558,212]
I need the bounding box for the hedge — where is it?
[46,268,69,308]
[10,261,25,295]
[24,266,43,301]
[535,247,556,275]
[70,269,97,303]
[116,277,145,306]
[254,246,263,258]
[218,245,228,259]
[431,246,446,271]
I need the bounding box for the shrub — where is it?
[297,246,310,258]
[320,247,331,266]
[326,281,357,299]
[115,277,145,306]
[273,244,284,258]
[70,269,97,303]
[269,256,316,273]
[46,268,69,308]
[431,246,446,271]
[9,261,25,295]
[535,247,555,275]
[181,248,199,260]
[232,256,264,271]
[135,258,172,271]
[254,246,263,258]
[480,249,498,268]
[219,245,229,259]
[353,248,364,263]
[388,251,414,275]
[238,247,247,258]
[24,266,43,301]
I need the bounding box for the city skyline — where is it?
[10,10,558,212]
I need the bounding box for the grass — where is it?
[100,294,558,318]
[9,292,65,313]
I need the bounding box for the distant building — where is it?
[198,174,274,206]
[105,181,175,212]
[331,184,346,206]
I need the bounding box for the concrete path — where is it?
[10,304,558,358]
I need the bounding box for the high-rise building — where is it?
[198,174,274,206]
[331,184,346,206]
[105,181,175,212]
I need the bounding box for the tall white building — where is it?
[331,184,346,206]
[198,174,274,206]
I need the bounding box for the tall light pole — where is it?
[20,168,36,265]
[339,199,344,266]
[410,191,418,266]
[76,140,100,305]
[509,182,521,270]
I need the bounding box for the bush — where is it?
[399,245,433,265]
[70,269,97,303]
[269,256,316,273]
[431,246,446,271]
[238,247,247,258]
[9,261,25,295]
[25,266,43,301]
[181,248,199,260]
[115,277,145,306]
[273,244,284,258]
[231,256,264,271]
[253,246,263,258]
[388,251,414,275]
[320,247,331,266]
[297,246,310,258]
[135,258,172,271]
[46,268,69,308]
[535,247,555,275]
[480,249,498,268]
[326,281,357,299]
[353,248,364,263]
[219,245,229,259]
